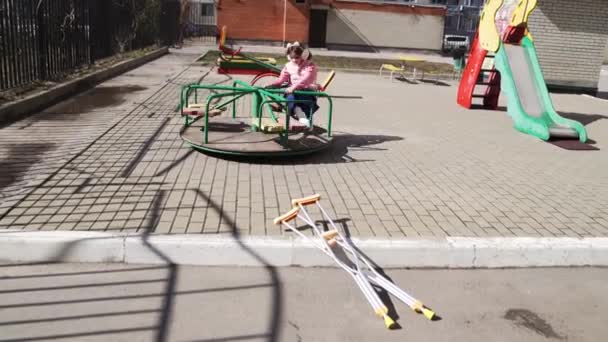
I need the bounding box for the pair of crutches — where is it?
[274,194,436,329]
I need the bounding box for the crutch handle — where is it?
[321,230,338,240]
[273,207,300,225]
[291,194,321,207]
[322,230,339,247]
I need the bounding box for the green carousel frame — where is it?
[179,80,334,157]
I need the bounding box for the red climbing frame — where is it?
[456,24,529,110]
[457,33,501,110]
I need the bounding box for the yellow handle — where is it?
[273,207,300,225]
[291,194,321,207]
[322,230,339,247]
[220,26,227,48]
[321,70,336,91]
[321,230,338,240]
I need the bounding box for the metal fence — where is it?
[443,5,482,46]
[0,0,161,92]
[186,1,217,44]
[0,0,90,90]
[160,0,217,47]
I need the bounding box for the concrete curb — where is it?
[582,94,608,102]
[1,231,607,268]
[319,67,459,81]
[0,47,169,126]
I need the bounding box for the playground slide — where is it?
[494,36,587,142]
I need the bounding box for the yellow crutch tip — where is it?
[383,315,397,329]
[422,308,436,320]
[375,306,388,317]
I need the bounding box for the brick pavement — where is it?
[1,44,607,239]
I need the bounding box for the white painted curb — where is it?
[582,94,608,102]
[1,231,608,268]
[0,231,125,263]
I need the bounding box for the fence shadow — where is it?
[0,188,284,342]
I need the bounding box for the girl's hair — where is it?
[287,45,312,61]
[287,45,304,57]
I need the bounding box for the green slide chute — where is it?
[494,36,587,142]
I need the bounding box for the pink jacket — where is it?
[268,60,318,91]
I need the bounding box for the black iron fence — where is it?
[443,5,482,50]
[159,0,217,47]
[0,0,162,92]
[185,0,217,43]
[160,0,180,46]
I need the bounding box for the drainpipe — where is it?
[283,0,287,45]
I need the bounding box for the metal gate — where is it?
[160,0,216,46]
[160,0,180,46]
[185,0,217,44]
[443,4,483,45]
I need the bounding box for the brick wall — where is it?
[217,0,309,43]
[529,0,608,91]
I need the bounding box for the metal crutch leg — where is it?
[297,205,394,327]
[314,198,437,321]
[275,198,397,329]
[294,198,397,328]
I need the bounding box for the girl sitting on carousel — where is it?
[265,42,320,128]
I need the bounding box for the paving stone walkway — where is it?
[1,43,607,238]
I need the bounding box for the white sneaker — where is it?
[298,118,310,127]
[294,107,306,118]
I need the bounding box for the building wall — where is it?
[529,0,608,91]
[217,0,310,43]
[217,0,446,50]
[326,1,446,50]
[604,42,608,63]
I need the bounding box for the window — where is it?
[463,0,483,7]
[433,0,483,6]
[432,0,459,4]
[201,4,214,16]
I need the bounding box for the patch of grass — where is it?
[199,50,454,74]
